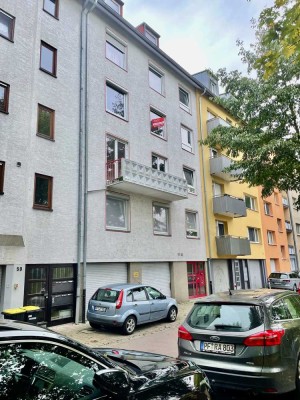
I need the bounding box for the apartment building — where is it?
[0,0,208,326]
[195,71,267,293]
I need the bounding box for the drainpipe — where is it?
[198,89,213,294]
[287,192,299,272]
[76,0,98,325]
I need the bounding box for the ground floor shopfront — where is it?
[0,260,207,327]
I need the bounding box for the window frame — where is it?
[244,195,256,211]
[37,104,55,140]
[264,201,272,216]
[104,0,121,14]
[181,125,193,153]
[150,107,166,139]
[106,81,128,120]
[149,65,164,94]
[106,193,130,232]
[183,167,195,194]
[0,8,15,42]
[145,29,158,45]
[296,223,300,235]
[152,153,167,172]
[153,202,170,236]
[267,230,276,245]
[179,87,190,112]
[186,210,199,238]
[0,81,10,114]
[216,220,226,237]
[0,161,5,194]
[43,0,59,19]
[105,30,126,69]
[248,227,260,243]
[33,173,53,211]
[40,41,57,77]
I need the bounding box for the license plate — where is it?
[95,306,107,312]
[200,341,235,355]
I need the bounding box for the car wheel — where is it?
[296,356,300,395]
[89,322,99,330]
[167,306,177,322]
[122,316,136,335]
[293,284,298,292]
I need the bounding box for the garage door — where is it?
[86,263,128,310]
[248,260,263,289]
[142,263,171,297]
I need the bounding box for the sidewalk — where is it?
[50,300,194,356]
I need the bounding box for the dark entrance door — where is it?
[187,262,206,298]
[24,264,76,326]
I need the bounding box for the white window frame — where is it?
[152,153,167,172]
[248,227,259,243]
[104,0,121,14]
[244,195,256,211]
[267,230,275,245]
[149,65,163,94]
[183,167,195,194]
[179,87,190,112]
[106,81,128,120]
[264,201,272,216]
[296,223,300,235]
[106,31,126,69]
[210,80,218,95]
[186,210,199,238]
[145,29,158,45]
[153,202,170,236]
[150,108,166,138]
[216,220,226,237]
[181,125,193,153]
[106,193,129,231]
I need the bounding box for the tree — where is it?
[203,0,300,207]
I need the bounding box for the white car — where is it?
[268,272,300,291]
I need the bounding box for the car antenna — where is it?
[229,288,232,296]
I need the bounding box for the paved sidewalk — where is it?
[50,300,194,356]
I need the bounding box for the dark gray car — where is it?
[178,288,300,395]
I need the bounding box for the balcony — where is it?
[216,235,251,256]
[207,117,231,135]
[106,158,188,201]
[289,246,296,255]
[209,155,242,181]
[213,195,246,218]
[285,221,293,232]
[282,197,289,208]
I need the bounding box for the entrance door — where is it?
[24,264,75,326]
[187,262,206,298]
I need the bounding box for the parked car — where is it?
[0,319,212,400]
[87,283,178,334]
[268,271,300,291]
[178,288,300,396]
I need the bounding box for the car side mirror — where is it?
[93,369,131,398]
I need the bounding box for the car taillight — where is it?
[243,329,285,347]
[178,325,193,341]
[116,289,124,309]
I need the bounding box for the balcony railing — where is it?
[207,117,231,135]
[215,235,251,256]
[213,195,246,218]
[289,246,296,255]
[209,155,242,181]
[282,197,289,207]
[285,221,293,231]
[106,158,188,201]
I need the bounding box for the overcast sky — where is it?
[123,0,274,75]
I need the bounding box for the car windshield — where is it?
[92,288,120,303]
[187,303,264,332]
[269,273,289,279]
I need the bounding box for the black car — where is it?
[0,319,212,400]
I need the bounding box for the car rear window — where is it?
[187,303,264,332]
[269,273,288,279]
[92,288,120,303]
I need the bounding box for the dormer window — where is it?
[145,29,158,45]
[136,23,160,47]
[210,80,218,95]
[104,0,123,15]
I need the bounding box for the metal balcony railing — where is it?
[207,117,231,135]
[215,235,251,256]
[213,195,246,218]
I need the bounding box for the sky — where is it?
[123,0,274,76]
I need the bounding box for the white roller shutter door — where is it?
[248,260,263,289]
[142,263,171,297]
[86,263,127,310]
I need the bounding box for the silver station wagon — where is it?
[178,289,300,396]
[268,271,300,291]
[87,283,178,335]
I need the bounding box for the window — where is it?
[277,218,283,232]
[33,173,53,210]
[0,81,9,113]
[0,9,15,41]
[145,29,158,45]
[106,82,127,119]
[274,192,279,204]
[267,230,275,245]
[183,167,195,194]
[216,220,226,237]
[280,245,286,259]
[271,300,291,320]
[186,211,199,238]
[106,194,129,231]
[43,0,59,18]
[248,227,259,243]
[213,182,223,197]
[244,195,256,210]
[264,201,272,216]
[153,203,170,235]
[210,148,218,158]
[106,31,126,69]
[152,154,167,172]
[181,125,193,152]
[149,66,163,94]
[37,104,55,139]
[104,0,121,14]
[296,223,300,235]
[210,80,218,95]
[106,135,127,181]
[40,41,57,76]
[0,161,5,194]
[179,87,190,112]
[150,108,165,138]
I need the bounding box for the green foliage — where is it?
[203,0,300,206]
